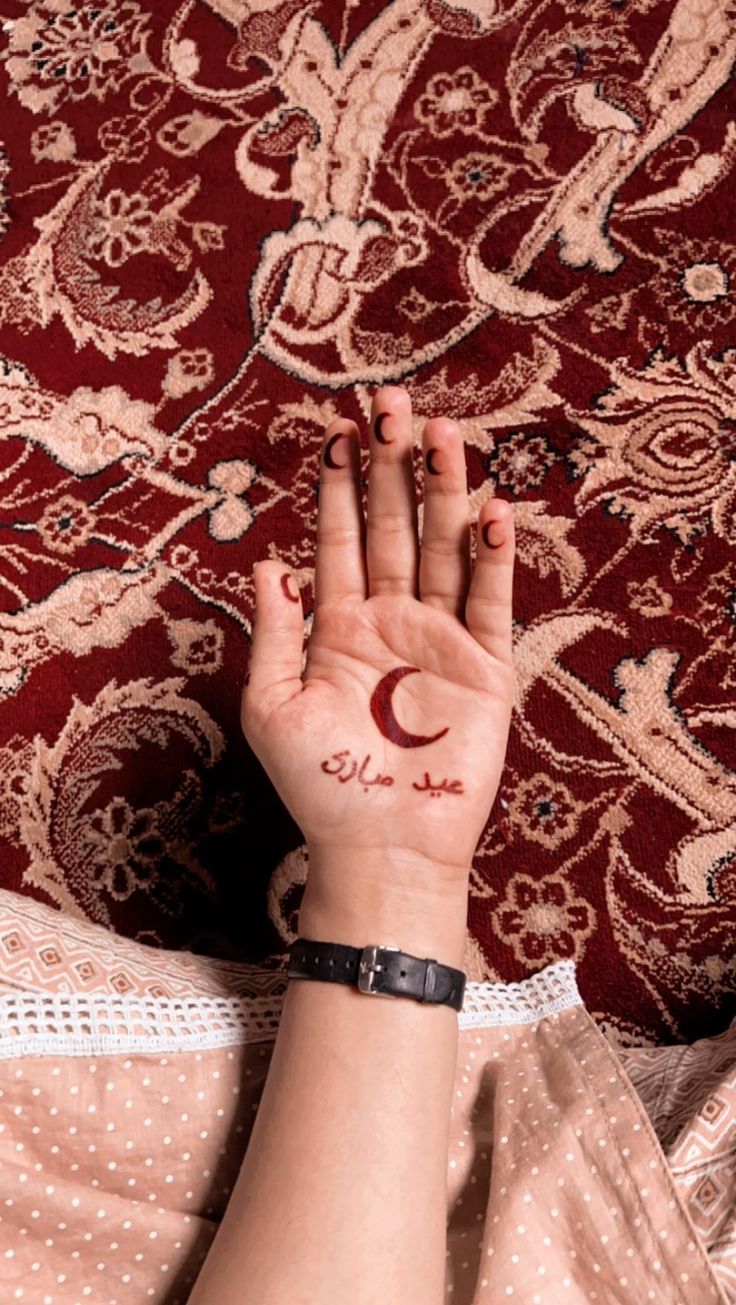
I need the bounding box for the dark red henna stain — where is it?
[425,447,441,475]
[321,750,395,791]
[370,665,449,747]
[281,573,300,602]
[374,412,395,445]
[482,520,504,550]
[323,431,349,468]
[412,772,464,795]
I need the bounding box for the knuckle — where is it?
[370,575,414,594]
[368,509,411,531]
[422,591,466,619]
[421,534,467,557]
[468,593,506,609]
[316,523,362,545]
[424,481,463,497]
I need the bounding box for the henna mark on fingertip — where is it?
[323,431,349,468]
[481,520,504,550]
[425,447,442,475]
[374,412,395,444]
[281,573,300,602]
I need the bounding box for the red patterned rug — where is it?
[1,0,734,1046]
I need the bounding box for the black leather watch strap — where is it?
[287,938,466,1012]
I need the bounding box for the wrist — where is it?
[299,846,470,972]
[305,841,472,899]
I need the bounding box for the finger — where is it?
[314,418,367,607]
[465,499,515,666]
[367,385,419,598]
[241,561,305,729]
[419,416,472,621]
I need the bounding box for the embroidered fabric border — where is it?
[0,960,581,1058]
[460,959,581,1029]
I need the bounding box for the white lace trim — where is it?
[0,960,581,1058]
[461,960,581,1029]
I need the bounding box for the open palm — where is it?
[241,385,515,893]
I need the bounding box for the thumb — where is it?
[243,561,305,722]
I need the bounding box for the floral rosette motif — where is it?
[569,343,736,544]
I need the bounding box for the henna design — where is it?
[320,750,463,797]
[412,772,464,796]
[374,412,395,444]
[425,447,441,475]
[323,431,349,468]
[281,573,300,602]
[481,520,503,550]
[321,750,394,792]
[370,666,449,747]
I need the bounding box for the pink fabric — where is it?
[0,887,731,1303]
[619,1027,736,1301]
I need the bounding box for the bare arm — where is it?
[190,384,515,1301]
[188,849,469,1304]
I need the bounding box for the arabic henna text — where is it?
[320,750,464,797]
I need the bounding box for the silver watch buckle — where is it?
[357,944,400,996]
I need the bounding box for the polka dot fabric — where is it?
[0,889,730,1303]
[0,1044,272,1303]
[444,1008,727,1303]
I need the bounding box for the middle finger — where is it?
[419,417,472,622]
[367,385,420,599]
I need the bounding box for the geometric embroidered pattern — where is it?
[0,959,583,1057]
[619,1024,736,1303]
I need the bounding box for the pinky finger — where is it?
[242,561,305,731]
[465,499,514,665]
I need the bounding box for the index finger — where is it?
[313,418,367,607]
[465,499,515,666]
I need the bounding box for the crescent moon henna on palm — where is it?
[370,666,449,747]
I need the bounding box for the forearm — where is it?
[188,852,469,1305]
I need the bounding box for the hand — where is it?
[241,385,515,901]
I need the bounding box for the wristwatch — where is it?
[287,937,466,1012]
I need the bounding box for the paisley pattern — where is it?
[1,0,734,1044]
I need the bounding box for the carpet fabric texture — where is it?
[0,0,735,1047]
